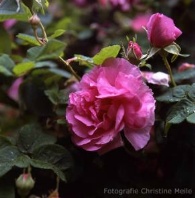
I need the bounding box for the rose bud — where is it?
[127,41,142,64]
[29,14,40,28]
[146,13,182,48]
[15,173,35,197]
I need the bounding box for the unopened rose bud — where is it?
[146,13,182,48]
[29,14,41,28]
[16,173,35,197]
[127,41,142,64]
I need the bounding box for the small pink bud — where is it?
[127,41,142,64]
[16,173,35,197]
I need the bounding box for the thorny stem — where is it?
[59,56,81,81]
[160,50,177,87]
[39,20,48,43]
[32,27,44,45]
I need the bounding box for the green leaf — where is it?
[164,44,189,62]
[0,54,15,74]
[157,85,191,103]
[17,33,40,46]
[45,86,60,105]
[57,118,67,125]
[14,154,31,168]
[32,0,49,14]
[49,29,66,39]
[0,25,11,54]
[35,61,57,68]
[144,47,160,60]
[16,123,56,154]
[31,144,73,181]
[93,45,121,65]
[32,144,73,170]
[0,164,13,177]
[0,1,32,21]
[0,54,15,67]
[0,65,13,76]
[186,112,195,124]
[0,136,13,150]
[174,68,195,83]
[78,29,93,40]
[27,39,66,61]
[13,61,35,76]
[188,83,195,101]
[0,146,31,176]
[46,18,71,35]
[164,122,172,136]
[74,54,94,68]
[30,159,66,181]
[0,146,21,177]
[164,44,180,55]
[48,68,71,78]
[45,86,68,105]
[166,99,195,124]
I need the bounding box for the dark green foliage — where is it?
[157,84,195,124]
[0,123,73,182]
[19,78,54,117]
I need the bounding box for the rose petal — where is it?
[124,127,151,150]
[98,134,124,155]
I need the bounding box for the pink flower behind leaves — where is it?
[178,62,195,72]
[99,0,139,11]
[3,19,17,30]
[73,0,139,10]
[131,13,151,32]
[66,58,155,154]
[73,0,88,7]
[8,77,23,101]
[146,13,182,48]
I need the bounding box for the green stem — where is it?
[38,22,80,80]
[161,51,176,87]
[56,176,60,191]
[39,21,48,43]
[59,56,81,81]
[32,28,44,45]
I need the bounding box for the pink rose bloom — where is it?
[66,58,155,153]
[142,71,170,87]
[131,13,151,32]
[146,13,182,48]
